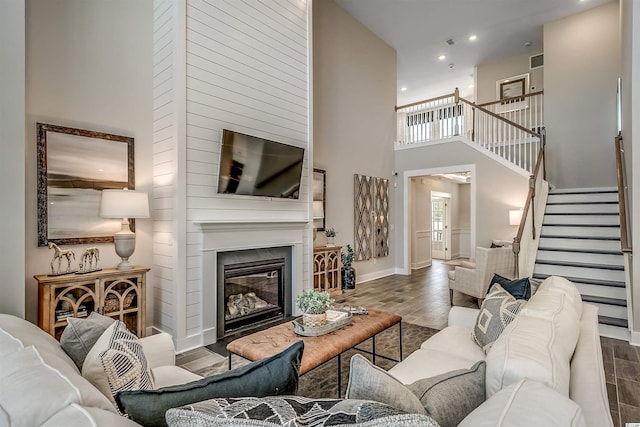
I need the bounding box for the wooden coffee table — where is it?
[226,309,402,396]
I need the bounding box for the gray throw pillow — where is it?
[406,361,486,427]
[345,354,426,415]
[116,340,304,427]
[60,311,115,370]
[472,284,526,352]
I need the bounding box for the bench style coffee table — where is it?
[226,309,402,396]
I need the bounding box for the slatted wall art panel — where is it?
[374,177,390,257]
[354,174,373,261]
[152,0,177,336]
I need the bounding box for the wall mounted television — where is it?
[217,129,305,199]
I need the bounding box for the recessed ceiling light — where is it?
[438,55,446,60]
[468,35,477,41]
[401,87,407,92]
[524,41,532,47]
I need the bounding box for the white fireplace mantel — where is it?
[196,219,308,345]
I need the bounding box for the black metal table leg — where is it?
[399,321,403,361]
[372,335,376,365]
[337,353,342,398]
[229,352,232,370]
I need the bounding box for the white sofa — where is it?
[0,313,201,426]
[389,275,613,427]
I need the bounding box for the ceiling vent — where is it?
[530,53,544,70]
[446,38,455,46]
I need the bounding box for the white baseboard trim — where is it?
[357,268,395,284]
[411,260,431,270]
[630,331,640,346]
[176,334,203,353]
[395,267,410,275]
[203,327,217,347]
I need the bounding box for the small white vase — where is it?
[327,236,335,246]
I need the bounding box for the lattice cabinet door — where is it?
[313,246,343,296]
[38,278,98,340]
[100,271,146,338]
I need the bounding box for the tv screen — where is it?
[217,129,305,199]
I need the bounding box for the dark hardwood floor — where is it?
[177,259,640,426]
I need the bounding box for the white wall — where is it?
[313,0,397,282]
[0,0,26,317]
[154,0,310,350]
[475,52,544,105]
[544,2,620,189]
[24,0,154,324]
[394,140,528,271]
[458,183,471,258]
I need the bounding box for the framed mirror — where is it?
[312,168,326,231]
[37,123,135,246]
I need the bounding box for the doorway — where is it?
[431,192,451,260]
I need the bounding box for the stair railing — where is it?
[511,128,547,278]
[615,134,632,253]
[477,91,544,136]
[396,89,543,174]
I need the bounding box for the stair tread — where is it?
[550,190,617,195]
[534,260,624,271]
[532,273,625,288]
[598,316,628,328]
[581,295,627,307]
[544,212,619,216]
[537,247,623,256]
[542,224,620,228]
[540,235,621,241]
[546,201,618,205]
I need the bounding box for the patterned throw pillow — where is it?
[82,321,154,407]
[472,284,526,353]
[487,274,532,300]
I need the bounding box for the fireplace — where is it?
[217,247,292,338]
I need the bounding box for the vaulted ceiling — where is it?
[335,0,614,105]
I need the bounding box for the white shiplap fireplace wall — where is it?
[152,0,310,351]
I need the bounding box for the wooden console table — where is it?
[313,245,342,296]
[35,266,149,340]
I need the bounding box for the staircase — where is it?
[533,188,628,339]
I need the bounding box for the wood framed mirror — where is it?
[312,168,326,231]
[37,123,135,246]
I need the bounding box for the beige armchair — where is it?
[448,247,516,305]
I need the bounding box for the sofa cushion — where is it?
[151,365,203,389]
[487,274,532,300]
[0,346,81,427]
[82,321,155,406]
[116,340,304,427]
[421,325,486,362]
[485,282,581,397]
[537,276,583,317]
[345,354,426,414]
[0,315,116,413]
[459,379,586,427]
[472,284,526,353]
[406,361,486,427]
[0,327,24,357]
[388,348,479,384]
[60,311,115,370]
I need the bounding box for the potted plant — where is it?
[341,244,356,290]
[325,228,337,246]
[296,289,334,327]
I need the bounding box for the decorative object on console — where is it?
[36,122,134,247]
[78,247,100,273]
[99,189,149,270]
[341,244,356,290]
[47,241,76,275]
[296,289,334,327]
[509,208,523,226]
[354,174,389,261]
[325,227,337,246]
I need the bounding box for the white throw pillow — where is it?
[485,284,581,397]
[0,346,81,427]
[459,379,586,427]
[0,328,24,357]
[82,321,154,406]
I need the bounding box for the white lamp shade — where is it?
[509,209,523,226]
[100,189,150,219]
[313,201,324,219]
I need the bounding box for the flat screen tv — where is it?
[217,129,305,199]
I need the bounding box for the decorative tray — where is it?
[292,310,352,337]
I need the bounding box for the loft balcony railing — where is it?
[396,89,544,174]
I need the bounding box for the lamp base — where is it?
[114,226,136,270]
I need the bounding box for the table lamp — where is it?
[99,189,150,270]
[509,209,523,226]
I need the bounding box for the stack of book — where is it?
[56,305,88,322]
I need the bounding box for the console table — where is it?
[35,266,149,340]
[313,245,342,296]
